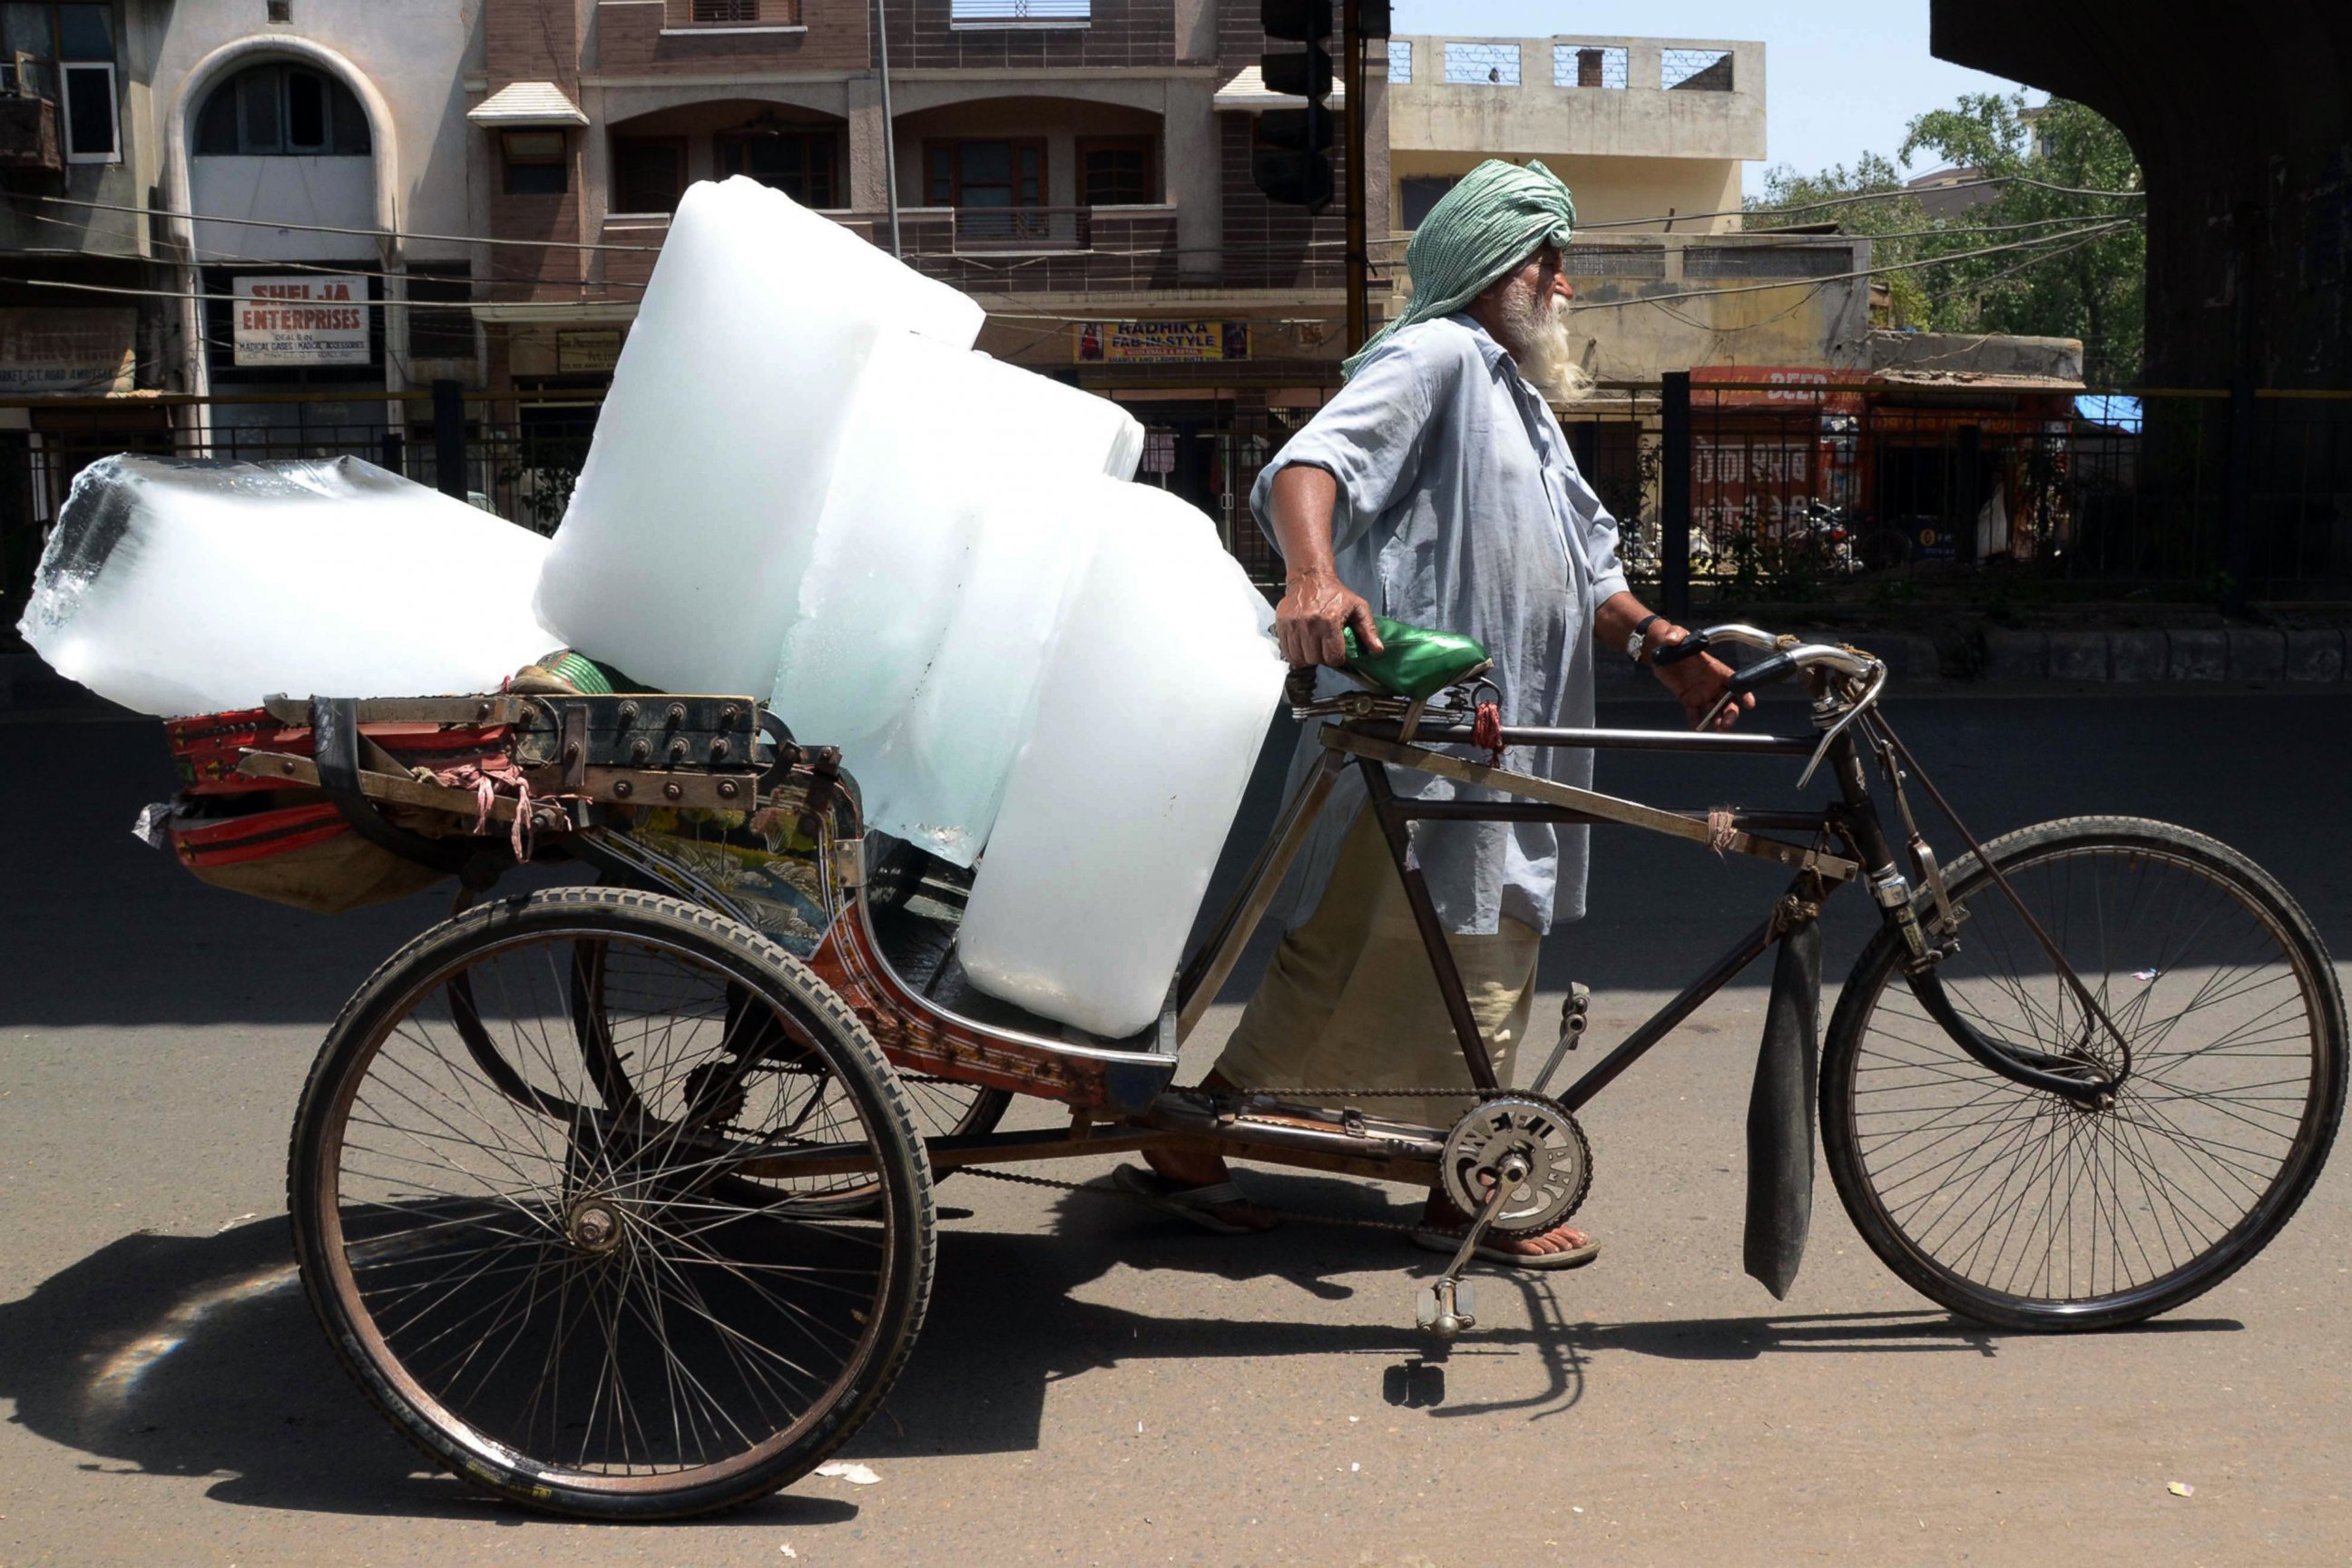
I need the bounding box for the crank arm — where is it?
[1415,1152,1527,1337]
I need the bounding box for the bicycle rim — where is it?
[1828,823,2344,1326]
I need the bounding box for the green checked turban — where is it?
[1346,158,1577,377]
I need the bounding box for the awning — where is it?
[1213,65,1346,113]
[467,82,588,128]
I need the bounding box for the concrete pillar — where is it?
[1626,42,1662,92]
[846,76,887,213]
[1166,78,1221,283]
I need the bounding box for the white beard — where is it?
[1495,279,1591,403]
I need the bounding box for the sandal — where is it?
[1408,1222,1601,1270]
[1112,1165,1279,1235]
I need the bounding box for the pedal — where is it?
[1415,1279,1478,1337]
[1528,982,1590,1099]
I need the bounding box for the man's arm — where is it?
[1592,591,1754,731]
[1265,464,1386,668]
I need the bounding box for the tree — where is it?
[1749,93,2146,385]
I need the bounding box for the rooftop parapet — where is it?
[1386,35,1765,164]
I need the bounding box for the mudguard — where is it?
[1744,916,1823,1299]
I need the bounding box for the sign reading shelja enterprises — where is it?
[232,275,370,367]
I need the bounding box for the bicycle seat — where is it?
[1338,615,1493,701]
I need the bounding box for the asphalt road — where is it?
[2,688,2347,1566]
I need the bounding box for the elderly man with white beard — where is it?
[1118,159,1750,1266]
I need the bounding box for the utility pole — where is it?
[876,0,902,259]
[1342,0,1367,353]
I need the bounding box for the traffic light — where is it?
[1254,0,1334,212]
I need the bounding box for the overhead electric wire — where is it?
[37,171,2149,266]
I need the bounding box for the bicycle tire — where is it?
[288,886,935,1519]
[1821,816,2345,1331]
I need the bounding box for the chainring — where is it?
[1438,1093,1592,1238]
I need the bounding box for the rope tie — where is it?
[1472,701,1506,765]
[1706,808,1738,854]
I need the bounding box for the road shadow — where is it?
[0,1193,2247,1520]
[0,1219,856,1526]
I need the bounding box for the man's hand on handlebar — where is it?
[1651,629,1753,731]
[1276,567,1384,669]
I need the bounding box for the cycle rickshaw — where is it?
[149,622,2346,1520]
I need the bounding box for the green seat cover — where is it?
[1338,614,1493,701]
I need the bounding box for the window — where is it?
[1443,41,1517,85]
[61,60,113,161]
[926,139,1043,209]
[612,135,686,213]
[1077,137,1152,206]
[2,3,117,162]
[948,0,1090,24]
[1553,44,1627,89]
[1386,39,1412,83]
[502,130,567,196]
[193,63,369,155]
[1399,175,1458,230]
[1662,48,1732,91]
[717,129,838,208]
[405,266,475,360]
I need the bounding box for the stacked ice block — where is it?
[18,455,557,719]
[534,178,1282,1034]
[24,175,1284,1039]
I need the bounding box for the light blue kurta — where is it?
[1252,313,1628,936]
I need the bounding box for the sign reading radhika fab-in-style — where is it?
[232,276,371,368]
[1072,319,1251,364]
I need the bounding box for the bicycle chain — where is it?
[955,1085,1555,1239]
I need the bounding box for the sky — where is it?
[1390,0,2038,194]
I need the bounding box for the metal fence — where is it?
[1567,380,2352,608]
[7,381,2347,650]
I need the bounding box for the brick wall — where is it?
[1218,114,1347,289]
[598,0,871,73]
[486,0,581,86]
[877,0,1174,70]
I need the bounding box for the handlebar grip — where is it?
[1726,651,1798,699]
[1652,632,1710,668]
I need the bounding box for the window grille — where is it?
[1443,42,1518,85]
[1552,44,1626,89]
[1386,39,1412,83]
[1662,48,1733,91]
[948,0,1091,21]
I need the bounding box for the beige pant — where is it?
[1210,812,1543,1129]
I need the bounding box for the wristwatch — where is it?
[1626,613,1666,663]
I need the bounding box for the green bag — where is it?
[1338,614,1493,701]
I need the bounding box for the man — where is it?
[1121,160,1749,1267]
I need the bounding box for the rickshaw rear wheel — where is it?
[288,887,935,1519]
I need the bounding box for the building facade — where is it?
[457,0,1391,573]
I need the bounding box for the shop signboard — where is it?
[0,308,137,394]
[1073,319,1250,363]
[232,275,370,368]
[556,328,624,375]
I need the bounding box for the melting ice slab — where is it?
[958,486,1287,1038]
[533,177,985,697]
[18,455,554,718]
[771,332,1142,860]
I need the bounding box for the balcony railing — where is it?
[663,0,800,28]
[949,205,1101,250]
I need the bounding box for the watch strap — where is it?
[1627,612,1665,662]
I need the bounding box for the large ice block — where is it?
[17,455,555,717]
[770,335,1142,858]
[834,473,1102,861]
[958,487,1286,1037]
[533,178,985,697]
